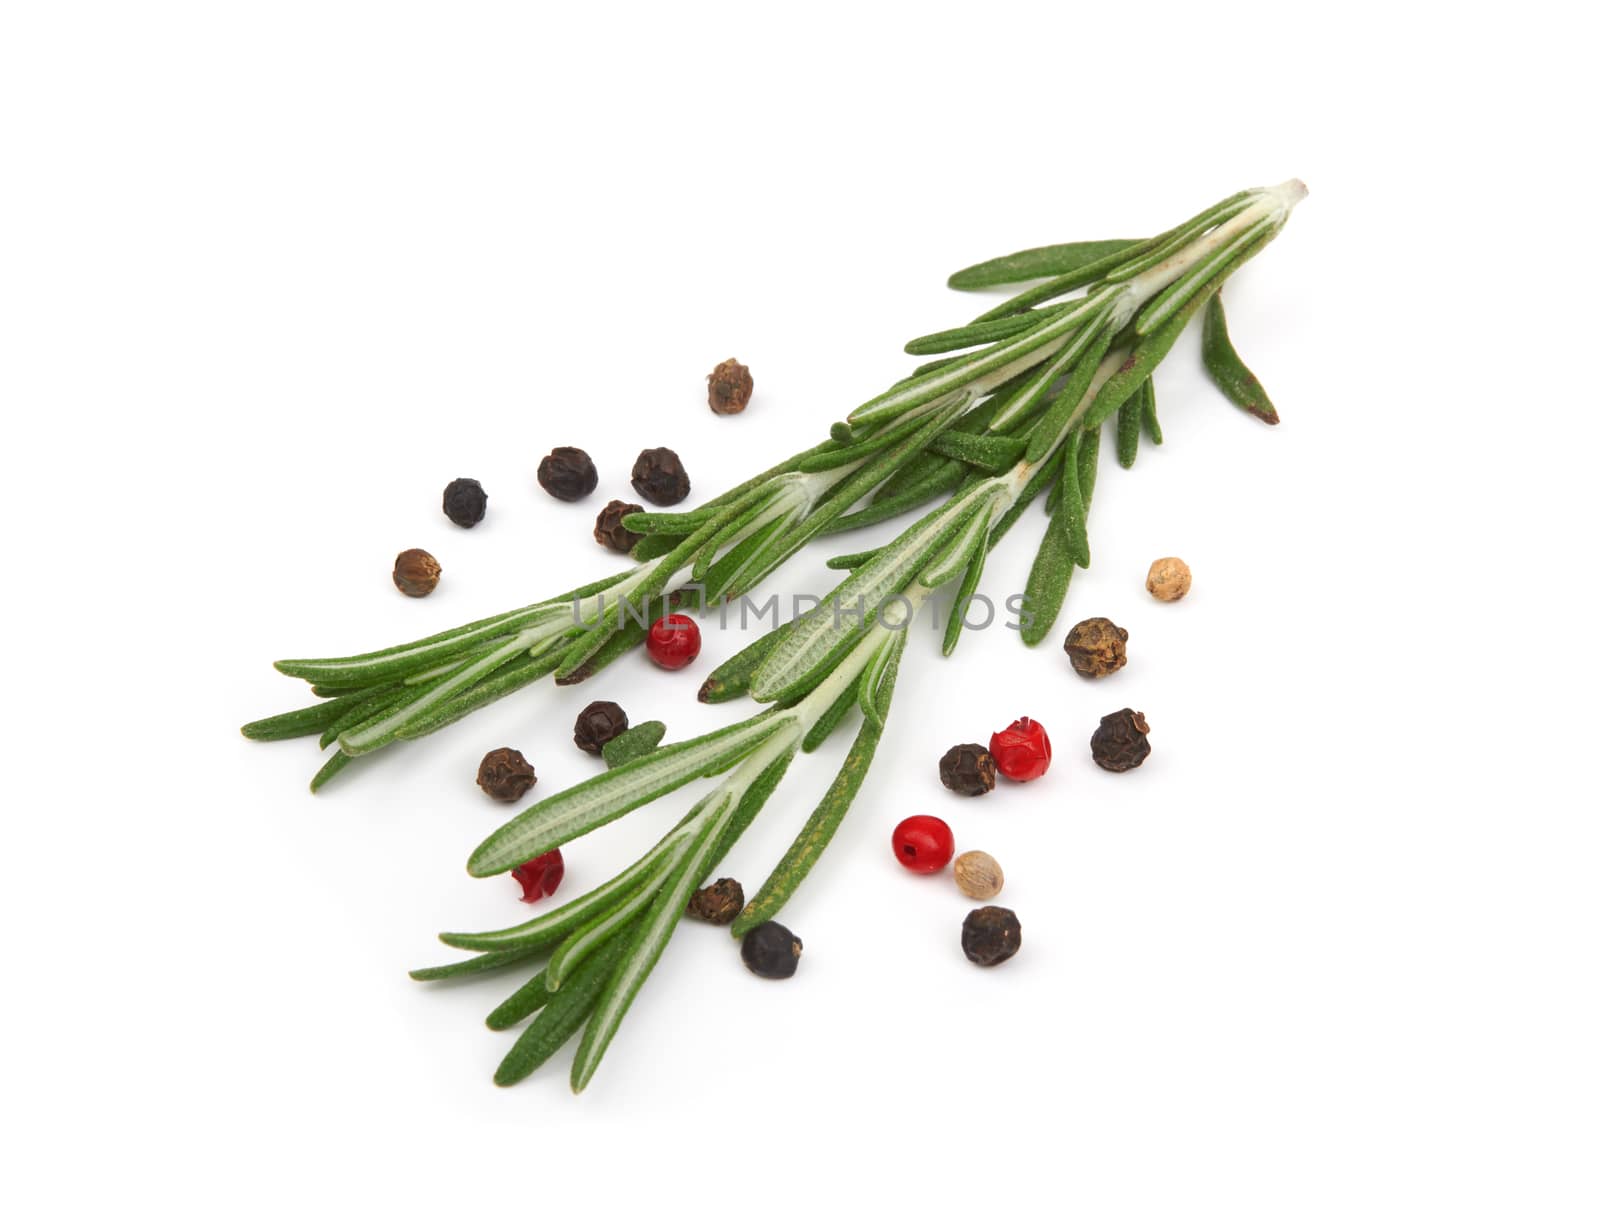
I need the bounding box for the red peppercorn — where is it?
[511,849,565,904]
[647,613,702,670]
[989,716,1051,781]
[891,814,955,874]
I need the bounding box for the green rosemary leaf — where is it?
[466,712,788,877]
[734,716,886,938]
[824,546,882,571]
[339,636,534,755]
[550,614,653,688]
[602,721,666,769]
[1116,383,1143,468]
[1201,294,1279,424]
[941,541,989,656]
[819,459,964,535]
[621,505,724,536]
[919,488,1000,588]
[1019,460,1080,646]
[485,966,556,1030]
[946,238,1141,290]
[440,841,676,953]
[697,617,798,704]
[241,687,382,742]
[1099,193,1256,285]
[569,784,741,1092]
[909,353,967,379]
[903,308,1057,356]
[1078,422,1102,509]
[493,935,631,1087]
[927,430,1026,472]
[1135,213,1276,337]
[1022,325,1117,464]
[395,650,561,741]
[798,399,953,472]
[856,629,908,730]
[629,531,688,562]
[409,942,549,982]
[309,750,354,792]
[802,674,862,753]
[546,845,687,990]
[1142,377,1163,444]
[1059,431,1090,568]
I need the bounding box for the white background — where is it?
[4,2,1596,1211]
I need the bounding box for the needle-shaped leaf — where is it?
[1023,325,1118,464]
[927,430,1026,472]
[919,488,999,588]
[602,721,667,769]
[941,540,990,656]
[408,942,549,982]
[802,674,863,753]
[309,750,354,793]
[1134,213,1277,337]
[856,628,908,730]
[466,712,789,877]
[1116,381,1144,468]
[493,934,631,1087]
[1201,293,1279,424]
[485,967,556,1030]
[946,238,1142,290]
[903,308,1058,356]
[1142,377,1164,444]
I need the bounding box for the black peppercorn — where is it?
[740,920,802,979]
[537,447,598,502]
[631,447,691,506]
[593,499,644,553]
[476,747,537,802]
[1063,616,1129,679]
[687,877,745,925]
[939,743,997,797]
[961,906,1022,967]
[1090,708,1151,772]
[573,700,629,756]
[707,358,754,415]
[392,548,441,597]
[441,478,488,528]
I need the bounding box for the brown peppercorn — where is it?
[593,499,643,553]
[686,877,745,925]
[1063,616,1129,678]
[631,447,691,506]
[441,477,487,528]
[953,851,1004,901]
[537,447,598,502]
[392,548,441,597]
[961,906,1022,967]
[1090,708,1151,772]
[707,358,754,415]
[476,746,537,802]
[1146,556,1192,602]
[573,700,629,755]
[939,743,997,797]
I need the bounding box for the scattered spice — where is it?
[1146,556,1192,602]
[892,814,955,874]
[631,447,691,506]
[989,717,1052,782]
[647,613,702,669]
[953,851,1004,901]
[707,358,754,415]
[441,477,488,528]
[537,447,598,502]
[476,746,537,802]
[602,720,667,769]
[1090,708,1151,772]
[939,743,996,797]
[512,849,565,904]
[687,877,745,925]
[1063,616,1129,678]
[740,921,802,979]
[573,700,629,755]
[961,906,1022,967]
[392,548,441,598]
[593,499,643,553]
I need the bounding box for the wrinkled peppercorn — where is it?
[537,447,598,501]
[1090,708,1151,772]
[573,700,629,755]
[1146,556,1192,602]
[961,906,1022,967]
[953,851,1005,900]
[707,358,754,415]
[392,548,441,597]
[593,499,643,553]
[1063,616,1129,679]
[476,746,537,802]
[740,921,802,979]
[939,743,997,797]
[441,477,488,528]
[687,877,745,925]
[631,447,690,506]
